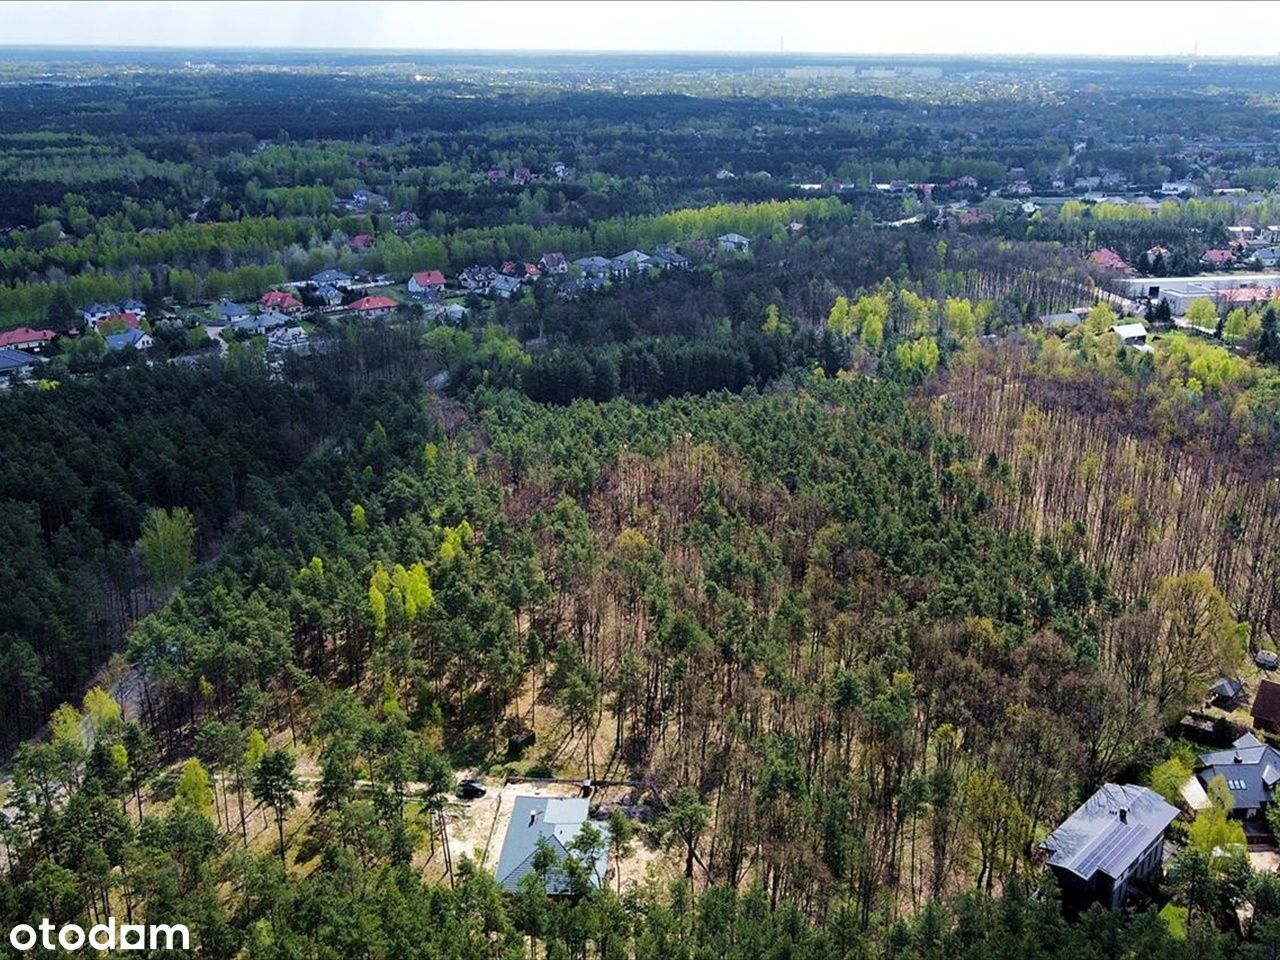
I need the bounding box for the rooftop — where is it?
[1042,784,1177,882]
[494,796,608,895]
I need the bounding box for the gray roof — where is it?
[1198,732,1280,811]
[104,328,149,351]
[1210,677,1245,700]
[311,269,351,284]
[0,347,37,373]
[494,796,608,894]
[1042,784,1177,881]
[217,299,250,319]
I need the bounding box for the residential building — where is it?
[93,313,141,335]
[574,256,614,278]
[0,347,39,378]
[490,274,523,299]
[316,284,344,307]
[539,252,568,274]
[458,265,498,294]
[0,327,56,351]
[1041,784,1178,910]
[259,290,304,313]
[216,299,251,323]
[231,310,290,334]
[408,270,447,299]
[1112,322,1151,351]
[1196,732,1280,818]
[104,328,155,352]
[1089,248,1131,273]
[1253,680,1280,734]
[650,246,690,270]
[494,796,608,895]
[718,233,751,253]
[611,250,653,274]
[267,326,309,354]
[310,269,352,286]
[349,295,398,318]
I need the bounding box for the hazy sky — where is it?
[2,1,1278,57]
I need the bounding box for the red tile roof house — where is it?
[93,312,140,334]
[0,327,57,351]
[1088,248,1132,274]
[1200,248,1237,268]
[349,295,399,318]
[349,234,375,251]
[259,290,304,313]
[408,270,447,299]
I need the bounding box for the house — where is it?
[408,270,447,299]
[1112,322,1150,351]
[1041,784,1178,910]
[1253,680,1280,734]
[490,275,523,300]
[1201,249,1237,268]
[574,256,614,279]
[715,168,736,180]
[494,796,608,895]
[458,265,498,294]
[104,328,155,352]
[1209,677,1246,708]
[231,309,290,334]
[120,298,146,318]
[349,233,375,251]
[81,302,116,326]
[539,252,568,274]
[487,168,507,183]
[216,299,251,324]
[267,326,309,354]
[611,250,653,274]
[1252,247,1280,268]
[1197,732,1280,818]
[316,284,344,307]
[1088,248,1131,273]
[0,347,39,379]
[1038,312,1082,328]
[0,327,56,351]
[513,166,533,185]
[558,277,607,300]
[1161,180,1198,196]
[93,313,141,335]
[650,246,690,270]
[310,269,352,286]
[349,295,398,318]
[259,290,304,313]
[392,210,419,232]
[718,233,751,253]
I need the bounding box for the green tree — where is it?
[252,748,300,866]
[138,506,197,592]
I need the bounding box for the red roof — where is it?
[350,296,398,312]
[1088,248,1130,272]
[260,290,302,310]
[94,313,139,333]
[1221,286,1278,303]
[0,326,55,348]
[523,263,541,277]
[1202,248,1235,264]
[412,270,446,288]
[350,234,375,249]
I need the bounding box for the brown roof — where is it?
[1252,679,1280,726]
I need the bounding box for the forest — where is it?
[4,47,1280,960]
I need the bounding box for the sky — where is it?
[1,1,1279,58]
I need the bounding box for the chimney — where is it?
[1119,807,1128,824]
[1234,752,1243,763]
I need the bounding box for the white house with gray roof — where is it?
[494,796,608,896]
[1041,783,1178,910]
